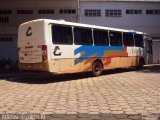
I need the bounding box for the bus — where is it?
[18,19,147,76]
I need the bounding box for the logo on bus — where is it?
[53,46,62,56]
[26,27,32,36]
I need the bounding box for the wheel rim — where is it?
[95,64,101,73]
[94,62,102,75]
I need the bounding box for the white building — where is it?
[79,0,160,64]
[0,0,160,66]
[79,0,160,36]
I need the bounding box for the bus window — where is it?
[93,29,109,46]
[52,25,73,44]
[134,34,144,47]
[123,33,134,47]
[109,31,122,46]
[74,27,93,45]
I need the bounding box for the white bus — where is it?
[18,19,147,76]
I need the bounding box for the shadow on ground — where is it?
[0,64,159,84]
[0,68,135,84]
[139,64,160,73]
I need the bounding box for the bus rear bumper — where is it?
[18,62,50,72]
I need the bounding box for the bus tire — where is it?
[136,58,145,70]
[92,60,103,76]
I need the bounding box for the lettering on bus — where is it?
[26,27,32,36]
[132,49,142,54]
[53,46,62,56]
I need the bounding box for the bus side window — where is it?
[74,27,93,45]
[62,26,73,44]
[123,33,134,47]
[74,27,83,45]
[93,29,109,46]
[52,25,62,44]
[134,34,144,47]
[110,31,122,46]
[52,25,73,45]
[83,28,93,45]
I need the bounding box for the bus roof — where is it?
[20,19,144,34]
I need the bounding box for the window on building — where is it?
[134,34,144,47]
[109,31,122,46]
[0,10,12,15]
[0,17,9,23]
[84,9,101,17]
[52,25,73,45]
[0,37,12,42]
[105,9,122,17]
[123,33,134,47]
[17,10,33,14]
[93,29,109,46]
[126,9,142,14]
[38,9,54,14]
[59,9,76,14]
[146,9,160,15]
[74,27,93,45]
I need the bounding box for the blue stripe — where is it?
[74,45,125,65]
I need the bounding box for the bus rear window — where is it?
[134,34,143,47]
[52,25,73,44]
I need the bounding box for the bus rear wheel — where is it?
[92,61,103,76]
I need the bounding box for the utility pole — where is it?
[77,0,80,23]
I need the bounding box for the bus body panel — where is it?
[48,45,143,73]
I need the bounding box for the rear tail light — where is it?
[42,45,47,62]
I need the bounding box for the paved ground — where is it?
[0,65,160,120]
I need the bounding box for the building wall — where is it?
[0,0,77,64]
[79,1,160,35]
[0,35,17,59]
[0,0,77,34]
[152,41,160,64]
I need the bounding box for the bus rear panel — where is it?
[18,20,49,72]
